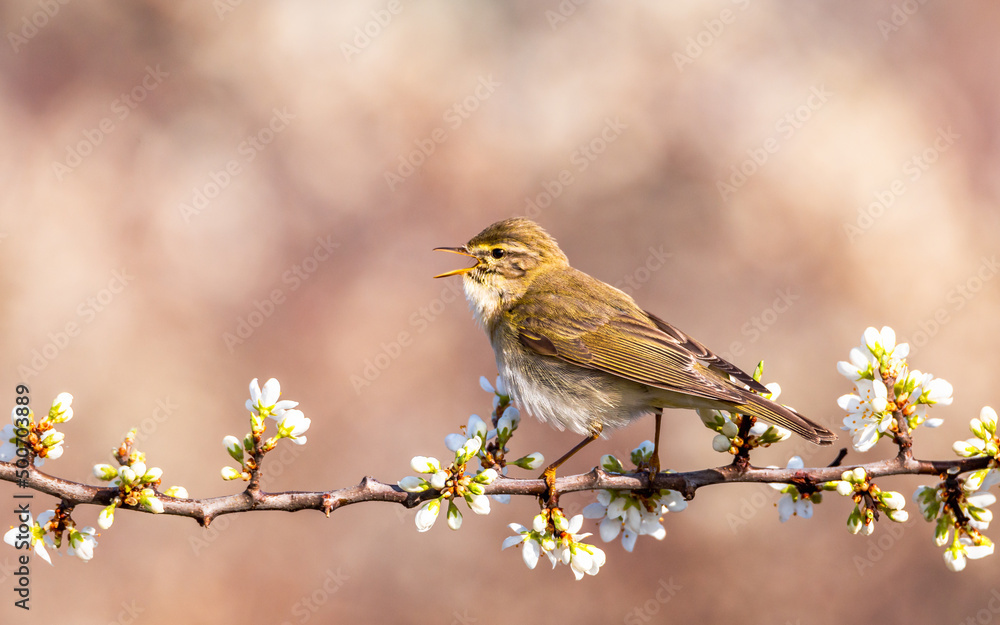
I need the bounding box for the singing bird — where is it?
[434,218,835,487]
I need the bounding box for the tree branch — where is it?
[2,453,990,527]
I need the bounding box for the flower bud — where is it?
[130,462,148,480]
[140,489,164,514]
[880,491,905,510]
[119,466,137,485]
[698,409,724,429]
[532,513,547,533]
[475,468,499,484]
[398,476,428,493]
[223,435,244,463]
[953,440,983,458]
[467,415,488,440]
[465,493,491,516]
[41,429,65,447]
[410,456,440,474]
[501,405,520,425]
[599,454,624,474]
[446,500,463,530]
[164,486,188,499]
[415,498,441,532]
[846,508,863,534]
[93,464,119,481]
[552,509,569,532]
[457,437,482,464]
[429,470,448,491]
[48,392,74,423]
[980,407,998,432]
[98,505,116,530]
[513,453,544,471]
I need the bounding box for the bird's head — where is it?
[434,218,569,328]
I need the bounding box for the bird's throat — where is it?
[462,274,506,332]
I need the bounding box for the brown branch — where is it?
[2,453,991,527]
[881,371,914,459]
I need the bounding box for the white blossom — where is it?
[246,378,298,419]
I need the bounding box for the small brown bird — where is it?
[435,218,835,487]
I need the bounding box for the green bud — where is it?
[600,454,625,474]
[846,506,863,535]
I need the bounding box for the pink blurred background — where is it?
[2,1,999,623]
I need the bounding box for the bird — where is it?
[434,218,836,490]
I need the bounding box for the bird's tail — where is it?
[735,392,838,445]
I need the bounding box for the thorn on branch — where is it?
[827,448,849,467]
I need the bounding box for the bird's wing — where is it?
[643,312,769,394]
[513,292,746,404]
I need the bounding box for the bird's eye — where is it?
[490,248,505,259]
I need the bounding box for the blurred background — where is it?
[2,1,999,623]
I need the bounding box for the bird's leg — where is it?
[648,408,663,478]
[540,424,602,507]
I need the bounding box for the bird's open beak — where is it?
[433,246,478,278]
